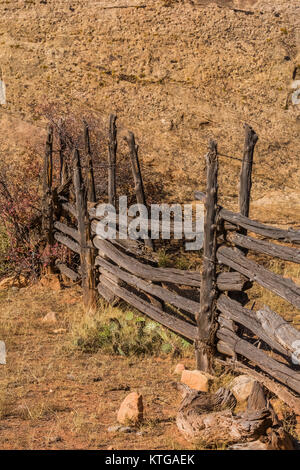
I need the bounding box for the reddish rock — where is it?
[117,392,143,425]
[180,370,210,392]
[174,363,185,374]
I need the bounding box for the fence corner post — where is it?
[196,139,218,373]
[42,124,54,274]
[73,148,97,313]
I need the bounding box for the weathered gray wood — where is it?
[231,232,300,264]
[217,246,300,308]
[194,191,206,202]
[256,306,300,358]
[239,124,258,219]
[176,385,274,445]
[220,208,300,244]
[96,256,199,315]
[59,132,68,186]
[54,221,80,243]
[93,236,201,286]
[100,276,198,341]
[217,271,248,291]
[84,122,96,203]
[217,294,288,356]
[54,231,81,254]
[56,262,80,282]
[196,140,218,372]
[217,326,300,394]
[125,131,153,250]
[73,148,96,311]
[61,201,78,219]
[42,125,54,272]
[217,358,300,415]
[108,114,117,207]
[97,282,118,304]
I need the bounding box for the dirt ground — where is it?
[0,284,197,450]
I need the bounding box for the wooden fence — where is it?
[42,118,300,413]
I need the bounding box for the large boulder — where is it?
[229,375,257,402]
[180,370,212,392]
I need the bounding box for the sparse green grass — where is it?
[68,300,192,358]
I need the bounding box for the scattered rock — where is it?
[229,375,256,402]
[107,425,122,433]
[92,376,103,382]
[180,370,211,392]
[39,274,61,291]
[48,436,62,444]
[42,311,57,323]
[0,341,6,365]
[117,392,143,425]
[52,328,66,334]
[174,363,185,374]
[66,374,76,381]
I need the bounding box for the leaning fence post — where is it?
[125,131,154,251]
[196,140,218,372]
[84,121,96,203]
[239,124,258,219]
[108,114,117,207]
[73,148,96,312]
[42,125,54,273]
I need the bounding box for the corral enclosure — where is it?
[40,115,300,415]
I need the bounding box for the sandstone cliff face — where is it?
[0,0,299,222]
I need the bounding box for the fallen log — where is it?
[231,232,300,264]
[96,256,199,315]
[100,276,198,341]
[220,208,300,244]
[217,246,300,309]
[54,232,81,255]
[175,383,280,447]
[217,326,300,394]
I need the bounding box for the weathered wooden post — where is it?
[125,131,154,250]
[239,124,258,220]
[196,140,218,372]
[108,114,117,207]
[84,121,96,203]
[73,148,96,312]
[42,125,54,273]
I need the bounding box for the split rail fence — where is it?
[42,118,300,413]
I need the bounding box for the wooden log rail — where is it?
[231,233,300,264]
[99,276,198,341]
[219,208,300,244]
[54,231,81,255]
[96,256,199,315]
[216,326,300,395]
[217,246,300,309]
[217,295,288,357]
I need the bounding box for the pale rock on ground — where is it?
[229,375,257,402]
[117,392,143,425]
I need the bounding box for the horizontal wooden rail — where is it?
[61,201,78,219]
[93,236,201,286]
[54,232,81,255]
[54,221,80,243]
[96,257,199,315]
[217,271,248,291]
[256,306,300,357]
[217,295,287,356]
[99,276,198,341]
[217,246,300,308]
[56,262,80,282]
[217,327,300,394]
[231,233,300,264]
[220,208,300,244]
